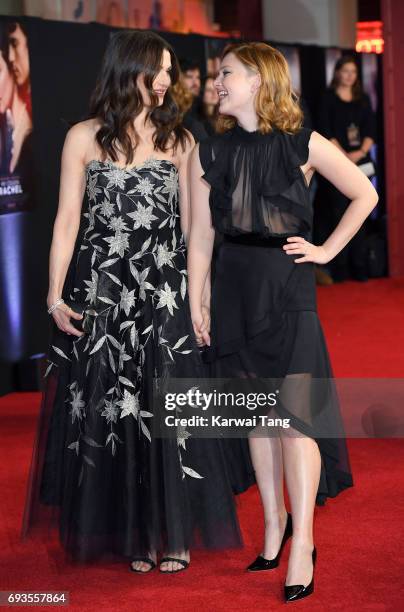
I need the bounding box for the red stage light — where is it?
[356,21,384,54]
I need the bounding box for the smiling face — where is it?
[214,52,260,119]
[136,48,172,108]
[337,62,358,88]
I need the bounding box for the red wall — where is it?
[381,0,404,277]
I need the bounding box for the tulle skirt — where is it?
[204,234,353,505]
[21,252,254,564]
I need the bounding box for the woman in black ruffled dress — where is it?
[188,43,378,602]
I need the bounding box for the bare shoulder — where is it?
[64,119,100,163]
[305,130,341,170]
[308,129,328,146]
[66,119,98,147]
[308,129,336,155]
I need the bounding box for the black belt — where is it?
[222,233,291,248]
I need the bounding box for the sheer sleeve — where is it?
[291,127,313,166]
[198,136,233,212]
[198,128,314,238]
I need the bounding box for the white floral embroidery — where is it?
[99,198,115,218]
[127,203,158,229]
[87,174,101,201]
[118,389,140,419]
[145,158,163,171]
[108,216,129,232]
[137,267,155,301]
[119,284,136,316]
[177,423,191,449]
[156,282,178,315]
[101,399,119,423]
[84,270,98,303]
[70,388,85,423]
[103,231,130,257]
[155,242,175,269]
[162,167,178,204]
[104,168,131,189]
[50,159,203,481]
[134,176,154,197]
[118,343,132,371]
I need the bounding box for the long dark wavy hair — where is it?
[89,30,190,164]
[330,55,362,101]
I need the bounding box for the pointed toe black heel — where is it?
[284,546,317,603]
[247,512,292,572]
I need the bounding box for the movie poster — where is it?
[0,20,34,214]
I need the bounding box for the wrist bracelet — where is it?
[47,298,64,314]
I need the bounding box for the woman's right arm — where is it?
[47,123,90,336]
[188,143,215,346]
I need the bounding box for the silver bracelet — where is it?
[47,298,64,314]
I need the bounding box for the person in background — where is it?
[180,58,201,98]
[171,78,208,142]
[179,58,206,129]
[200,75,219,136]
[318,55,376,282]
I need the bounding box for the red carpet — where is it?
[1,278,403,611]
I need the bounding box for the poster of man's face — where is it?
[0,21,33,214]
[8,24,30,89]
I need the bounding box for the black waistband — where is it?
[222,233,289,248]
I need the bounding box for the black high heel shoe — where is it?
[284,546,317,603]
[159,556,190,574]
[247,512,292,572]
[129,557,156,573]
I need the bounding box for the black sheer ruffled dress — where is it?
[199,125,353,505]
[21,157,254,564]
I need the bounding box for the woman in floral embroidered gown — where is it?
[21,30,252,573]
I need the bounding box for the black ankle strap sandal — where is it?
[159,557,190,573]
[129,557,156,573]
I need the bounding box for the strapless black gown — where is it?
[21,157,253,563]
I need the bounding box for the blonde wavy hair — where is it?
[216,42,303,134]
